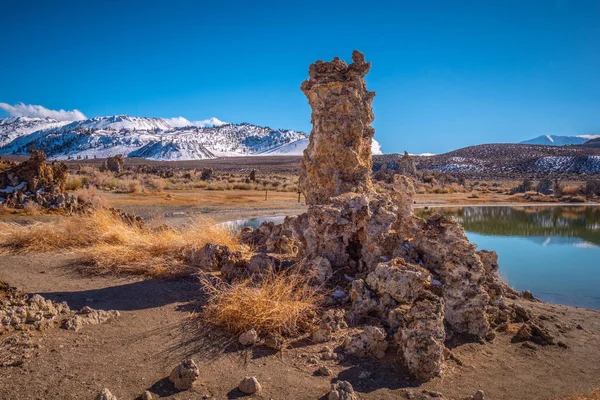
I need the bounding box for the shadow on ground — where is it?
[38,278,202,311]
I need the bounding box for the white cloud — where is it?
[578,134,600,140]
[193,117,228,128]
[164,116,193,128]
[371,139,383,155]
[0,102,87,121]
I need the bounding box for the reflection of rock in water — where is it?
[419,206,600,245]
[206,52,524,382]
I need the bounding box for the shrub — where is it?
[200,270,322,337]
[65,176,83,191]
[0,209,243,277]
[200,168,214,181]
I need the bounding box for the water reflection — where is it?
[419,206,600,246]
[419,206,600,310]
[220,216,286,232]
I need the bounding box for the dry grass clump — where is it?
[0,209,242,277]
[200,270,322,336]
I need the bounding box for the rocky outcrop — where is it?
[0,150,77,210]
[102,154,124,174]
[299,50,375,205]
[216,52,517,382]
[0,282,71,334]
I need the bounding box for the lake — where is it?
[223,206,600,310]
[419,206,600,310]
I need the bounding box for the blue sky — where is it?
[1,0,599,154]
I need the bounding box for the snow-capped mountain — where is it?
[0,115,384,160]
[520,134,600,146]
[0,115,307,160]
[0,117,70,147]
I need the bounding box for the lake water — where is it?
[419,206,600,310]
[223,207,600,310]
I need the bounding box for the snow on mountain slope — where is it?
[130,134,215,160]
[0,117,69,147]
[520,135,600,146]
[259,137,384,156]
[0,116,311,160]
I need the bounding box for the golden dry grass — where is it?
[200,270,322,336]
[0,209,243,277]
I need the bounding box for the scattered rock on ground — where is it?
[328,380,357,400]
[168,359,199,390]
[238,376,262,394]
[95,388,117,400]
[239,328,258,346]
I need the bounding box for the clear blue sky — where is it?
[1,0,599,154]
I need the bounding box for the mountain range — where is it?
[519,134,600,146]
[0,115,383,160]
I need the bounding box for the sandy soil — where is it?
[1,251,600,400]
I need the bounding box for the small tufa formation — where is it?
[1,281,71,334]
[399,151,417,176]
[61,306,120,332]
[299,50,375,205]
[0,150,77,210]
[169,359,199,390]
[238,376,262,394]
[328,380,357,400]
[101,154,124,174]
[95,388,118,400]
[239,328,258,346]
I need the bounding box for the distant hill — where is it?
[374,143,600,177]
[581,138,600,148]
[519,135,599,146]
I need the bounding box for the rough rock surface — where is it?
[217,52,523,382]
[0,150,78,210]
[61,306,120,332]
[299,50,375,205]
[1,282,71,334]
[328,380,357,400]
[344,325,388,359]
[238,376,262,394]
[168,359,199,390]
[95,388,118,400]
[239,328,258,346]
[102,154,124,174]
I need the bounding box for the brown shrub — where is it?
[200,270,322,337]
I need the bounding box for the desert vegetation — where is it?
[65,163,300,194]
[200,269,322,337]
[0,208,244,276]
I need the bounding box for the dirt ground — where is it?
[1,188,600,399]
[1,251,599,400]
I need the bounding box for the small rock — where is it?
[358,370,372,379]
[576,324,584,330]
[140,391,153,400]
[473,390,485,400]
[318,366,332,376]
[239,329,258,346]
[238,376,262,394]
[264,334,283,350]
[558,341,569,349]
[95,388,117,400]
[328,380,357,400]
[169,359,199,390]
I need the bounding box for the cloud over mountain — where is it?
[193,117,228,127]
[0,102,87,121]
